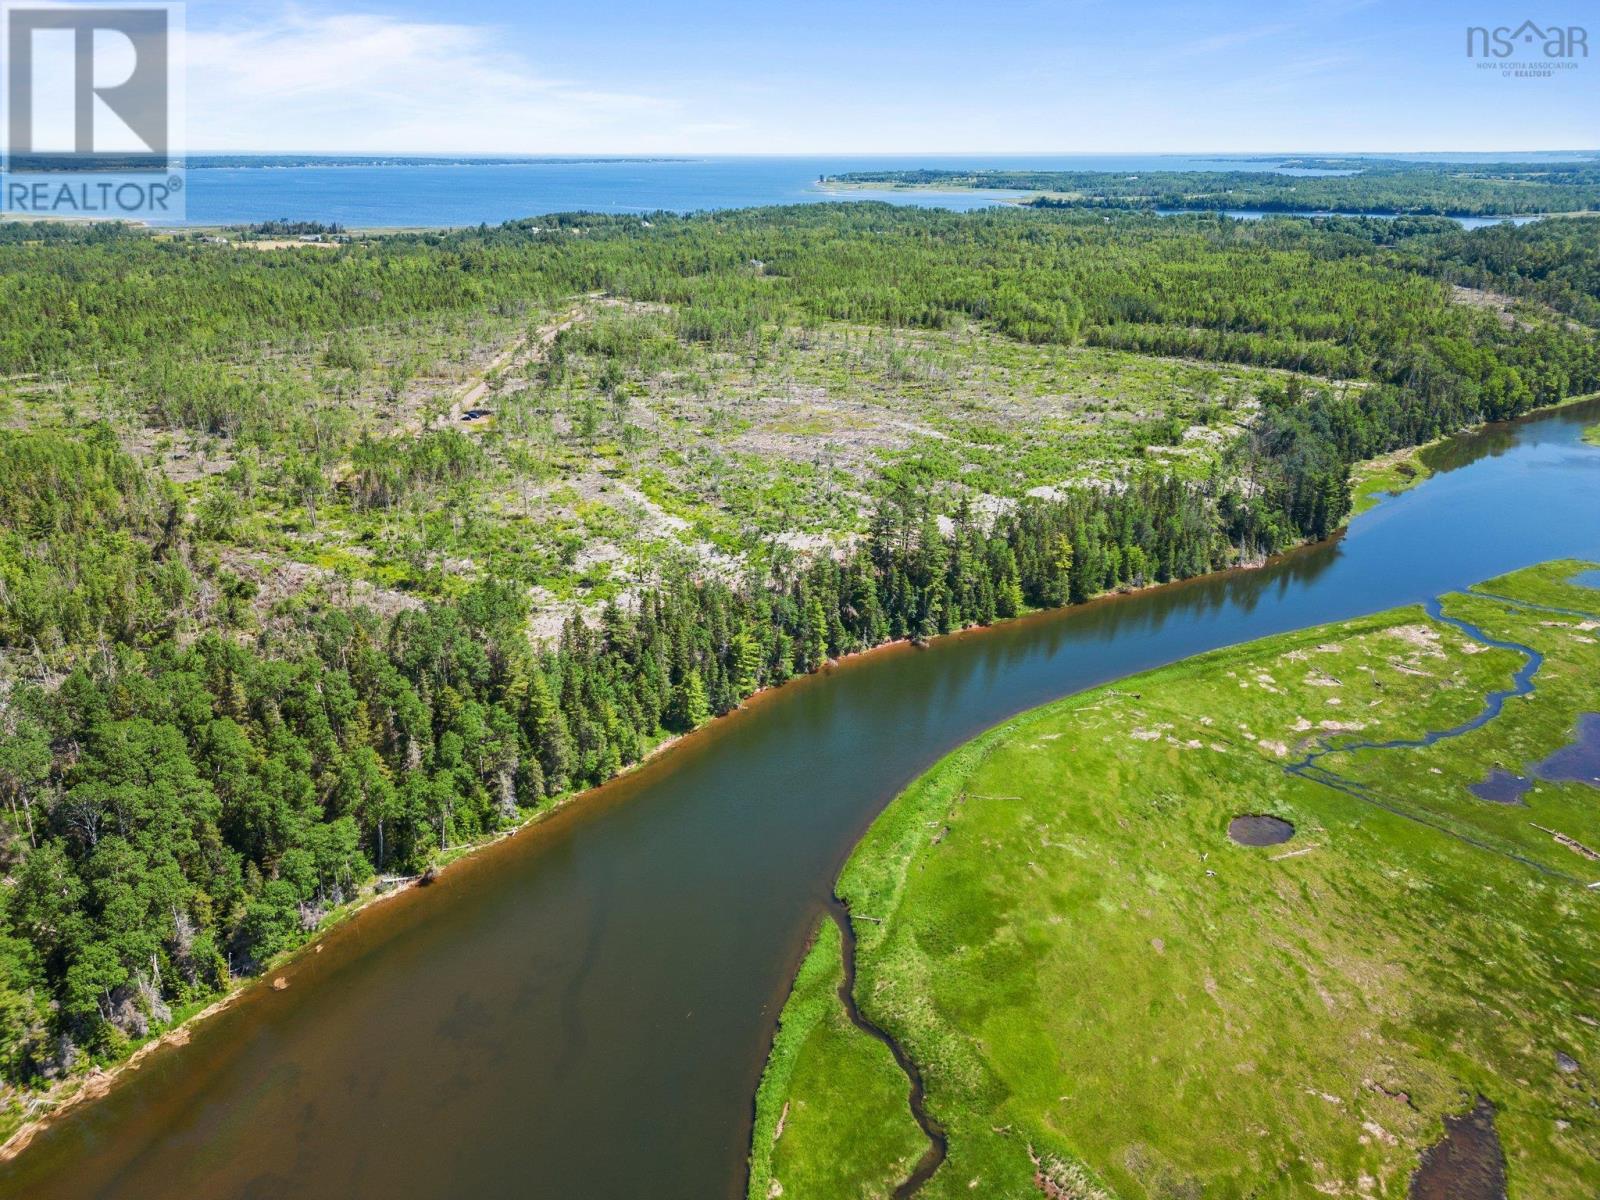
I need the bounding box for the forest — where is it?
[0,204,1596,1101]
[826,157,1600,216]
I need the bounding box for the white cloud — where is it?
[187,9,676,152]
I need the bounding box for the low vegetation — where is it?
[752,561,1600,1199]
[1348,444,1435,517]
[748,917,927,1199]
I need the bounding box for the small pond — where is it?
[1227,814,1295,846]
[1468,769,1532,805]
[1408,1096,1507,1200]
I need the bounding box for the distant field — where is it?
[751,560,1600,1199]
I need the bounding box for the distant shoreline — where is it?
[4,152,1595,232]
[183,155,698,170]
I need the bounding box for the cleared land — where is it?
[5,208,1591,643]
[751,560,1600,1200]
[0,302,1296,631]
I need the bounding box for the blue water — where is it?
[1532,712,1600,788]
[166,153,1442,228]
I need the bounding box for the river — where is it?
[3,399,1598,1200]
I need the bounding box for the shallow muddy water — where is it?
[1227,814,1296,845]
[4,400,1599,1200]
[1408,1096,1508,1200]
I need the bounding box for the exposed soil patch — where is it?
[1409,1096,1507,1200]
[1469,769,1532,806]
[1227,814,1295,846]
[1449,285,1522,330]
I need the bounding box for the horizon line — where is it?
[175,147,1600,159]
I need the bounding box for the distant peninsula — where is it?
[822,155,1600,217]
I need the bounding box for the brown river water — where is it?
[4,400,1599,1200]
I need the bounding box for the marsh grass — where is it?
[755,561,1600,1199]
[1349,445,1433,518]
[747,918,926,1200]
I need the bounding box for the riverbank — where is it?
[1349,442,1437,517]
[0,709,692,1159]
[6,393,1598,1200]
[1347,392,1600,522]
[6,392,1597,1166]
[751,560,1600,1198]
[0,533,1298,1157]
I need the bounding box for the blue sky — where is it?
[183,0,1599,153]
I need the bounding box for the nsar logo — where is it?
[1467,20,1587,59]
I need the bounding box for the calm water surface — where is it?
[164,154,1537,227]
[4,400,1598,1200]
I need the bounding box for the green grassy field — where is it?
[748,917,928,1199]
[750,561,1600,1200]
[1584,421,1600,447]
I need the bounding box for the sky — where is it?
[180,0,1600,154]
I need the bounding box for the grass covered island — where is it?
[751,560,1600,1200]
